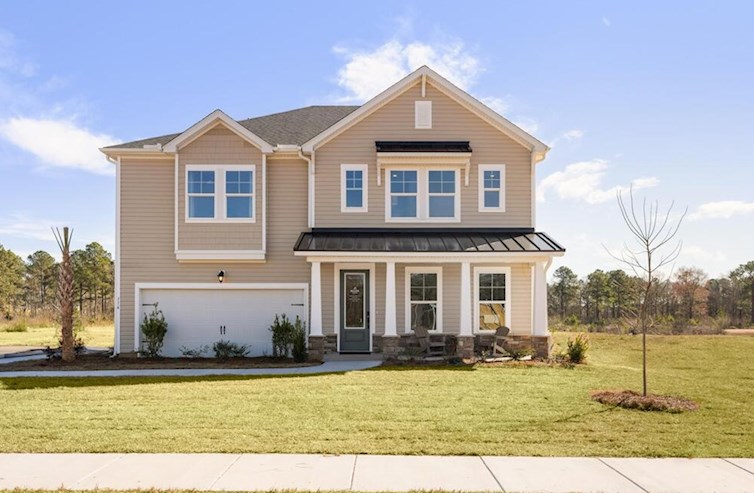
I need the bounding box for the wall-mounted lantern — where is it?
[217,270,225,283]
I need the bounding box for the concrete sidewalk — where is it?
[0,454,752,492]
[0,359,382,377]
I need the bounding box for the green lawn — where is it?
[0,333,752,457]
[0,324,113,348]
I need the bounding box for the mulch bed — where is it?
[591,389,699,413]
[0,353,319,371]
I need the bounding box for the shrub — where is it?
[591,390,699,413]
[269,314,295,358]
[179,345,210,357]
[212,339,250,358]
[565,333,589,364]
[5,320,28,332]
[291,317,308,362]
[140,304,168,357]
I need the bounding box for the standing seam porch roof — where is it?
[294,229,565,253]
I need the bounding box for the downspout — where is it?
[298,149,315,228]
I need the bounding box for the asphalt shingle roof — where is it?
[107,105,360,149]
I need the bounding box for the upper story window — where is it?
[186,164,255,223]
[478,164,506,212]
[386,169,460,222]
[341,164,368,212]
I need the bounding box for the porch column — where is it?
[384,261,397,336]
[310,261,323,336]
[459,261,472,336]
[532,260,549,336]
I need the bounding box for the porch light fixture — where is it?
[217,270,225,283]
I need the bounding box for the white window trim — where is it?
[478,164,506,212]
[415,100,432,129]
[340,164,368,213]
[473,266,512,334]
[404,266,443,334]
[385,168,461,223]
[185,164,256,223]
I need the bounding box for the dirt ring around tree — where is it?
[591,389,699,413]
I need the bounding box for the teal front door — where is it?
[340,270,370,352]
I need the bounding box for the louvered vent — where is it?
[415,101,432,129]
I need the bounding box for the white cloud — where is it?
[548,128,585,147]
[680,245,727,263]
[602,17,612,27]
[689,200,754,220]
[0,29,37,77]
[0,117,116,175]
[0,213,63,242]
[480,96,510,115]
[511,117,540,134]
[537,159,659,204]
[333,39,482,102]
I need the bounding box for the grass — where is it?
[0,333,752,457]
[0,323,113,348]
[0,354,318,370]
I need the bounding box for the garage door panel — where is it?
[140,287,306,357]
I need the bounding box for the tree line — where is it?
[0,242,114,321]
[549,261,754,331]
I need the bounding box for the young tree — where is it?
[25,250,57,316]
[731,261,754,325]
[53,227,76,362]
[551,266,580,318]
[606,187,686,396]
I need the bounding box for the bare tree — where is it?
[53,227,75,362]
[605,187,686,396]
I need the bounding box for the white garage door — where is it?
[139,286,307,357]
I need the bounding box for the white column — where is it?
[384,261,397,336]
[460,261,472,336]
[310,262,323,336]
[533,260,549,336]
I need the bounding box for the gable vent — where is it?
[415,101,432,129]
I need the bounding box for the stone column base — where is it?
[456,335,475,359]
[382,335,401,359]
[532,335,551,359]
[308,335,325,362]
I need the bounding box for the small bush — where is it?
[291,317,308,362]
[140,304,168,357]
[4,320,28,332]
[269,314,295,358]
[591,390,699,413]
[179,345,210,357]
[212,339,250,358]
[565,333,589,364]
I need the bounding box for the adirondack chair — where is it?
[492,326,511,357]
[413,325,445,357]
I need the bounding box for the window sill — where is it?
[185,218,257,224]
[175,250,265,263]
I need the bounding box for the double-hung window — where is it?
[187,170,216,219]
[406,267,443,333]
[478,164,505,212]
[341,164,368,212]
[387,169,459,221]
[474,267,511,332]
[186,165,255,222]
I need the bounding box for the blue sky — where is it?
[0,1,752,277]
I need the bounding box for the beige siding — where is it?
[315,81,533,228]
[178,125,263,250]
[119,155,309,351]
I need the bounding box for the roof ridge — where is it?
[239,104,360,123]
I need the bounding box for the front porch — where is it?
[295,229,564,360]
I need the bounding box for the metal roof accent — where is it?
[294,229,565,253]
[375,141,472,153]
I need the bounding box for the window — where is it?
[428,170,456,218]
[390,170,418,218]
[386,169,459,221]
[341,164,368,212]
[186,165,255,222]
[406,267,443,333]
[478,164,506,212]
[474,267,511,332]
[187,170,215,218]
[415,101,432,129]
[225,170,253,219]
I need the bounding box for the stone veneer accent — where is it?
[475,333,551,358]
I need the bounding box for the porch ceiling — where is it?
[294,228,565,253]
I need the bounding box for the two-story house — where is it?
[101,66,564,359]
